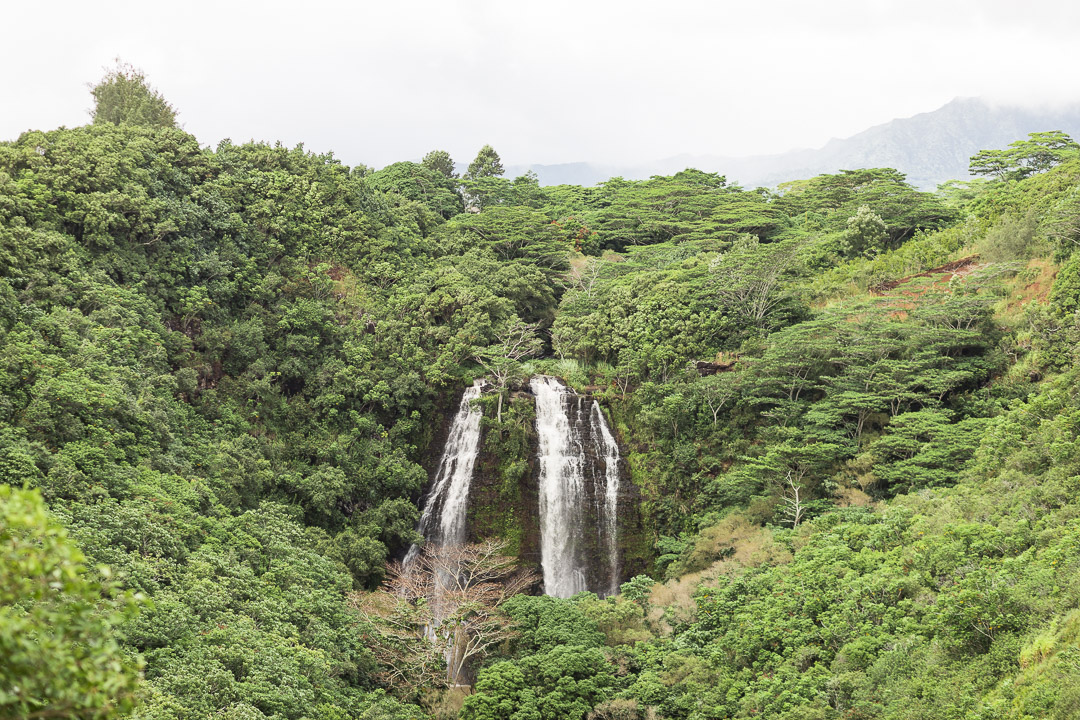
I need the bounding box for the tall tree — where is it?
[422,149,458,179]
[710,235,803,330]
[89,60,177,128]
[465,144,504,179]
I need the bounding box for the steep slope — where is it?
[460,157,1080,720]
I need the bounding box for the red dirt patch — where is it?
[1003,258,1058,314]
[871,255,981,295]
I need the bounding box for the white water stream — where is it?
[590,400,622,596]
[532,376,588,597]
[405,381,484,564]
[531,376,622,598]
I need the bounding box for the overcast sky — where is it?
[3,0,1079,169]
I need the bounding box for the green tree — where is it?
[585,170,778,250]
[460,175,512,212]
[501,595,605,654]
[366,161,464,219]
[439,206,570,278]
[461,645,614,720]
[841,205,889,258]
[0,485,143,720]
[740,435,841,524]
[969,131,1080,181]
[89,60,177,128]
[465,145,504,180]
[710,235,804,329]
[869,411,987,495]
[473,317,542,421]
[421,149,457,179]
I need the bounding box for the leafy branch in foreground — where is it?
[0,486,143,720]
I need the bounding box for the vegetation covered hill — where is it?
[3,69,1080,720]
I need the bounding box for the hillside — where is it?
[4,73,1080,720]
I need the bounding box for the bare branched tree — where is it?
[572,257,606,298]
[350,540,538,694]
[473,319,542,421]
[781,470,807,528]
[695,372,739,426]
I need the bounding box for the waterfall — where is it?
[590,400,622,596]
[531,376,622,598]
[405,381,484,564]
[402,382,486,686]
[408,376,624,601]
[532,376,589,597]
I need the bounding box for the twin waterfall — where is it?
[411,376,623,598]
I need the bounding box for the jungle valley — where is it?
[4,65,1080,720]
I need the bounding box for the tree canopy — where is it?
[465,144,505,180]
[89,60,177,128]
[422,149,457,179]
[969,130,1080,181]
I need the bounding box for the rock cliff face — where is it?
[468,390,542,569]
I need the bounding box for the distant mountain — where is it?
[506,98,1080,190]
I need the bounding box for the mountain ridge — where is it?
[506,97,1080,189]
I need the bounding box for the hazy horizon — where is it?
[4,1,1080,171]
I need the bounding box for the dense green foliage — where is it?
[1,486,142,720]
[90,61,178,129]
[459,155,1080,720]
[5,79,1080,720]
[0,121,543,719]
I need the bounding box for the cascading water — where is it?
[403,382,485,686]
[590,400,622,596]
[409,376,624,603]
[531,376,623,598]
[532,376,589,597]
[405,381,484,564]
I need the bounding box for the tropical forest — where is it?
[4,64,1080,720]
